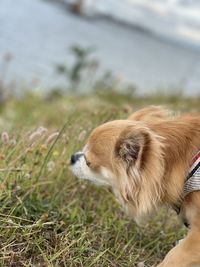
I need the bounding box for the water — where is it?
[73,0,200,49]
[0,0,200,95]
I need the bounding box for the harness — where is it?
[172,150,200,215]
[184,151,200,197]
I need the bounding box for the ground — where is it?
[0,90,199,267]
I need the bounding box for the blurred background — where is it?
[1,0,200,96]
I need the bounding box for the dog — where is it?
[71,106,200,267]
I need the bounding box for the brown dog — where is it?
[71,106,200,267]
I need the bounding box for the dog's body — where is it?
[71,106,200,267]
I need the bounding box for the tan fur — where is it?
[73,106,200,267]
[128,105,172,122]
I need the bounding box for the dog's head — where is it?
[71,119,165,222]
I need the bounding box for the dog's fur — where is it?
[71,106,200,267]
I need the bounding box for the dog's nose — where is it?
[70,153,83,165]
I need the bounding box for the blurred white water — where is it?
[68,0,200,48]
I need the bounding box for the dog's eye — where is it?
[86,160,91,167]
[84,155,91,167]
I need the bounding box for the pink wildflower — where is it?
[1,131,9,145]
[46,132,59,144]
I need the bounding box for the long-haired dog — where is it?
[71,106,200,267]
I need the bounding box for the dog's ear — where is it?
[115,127,149,167]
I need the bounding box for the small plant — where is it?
[56,45,99,92]
[55,44,137,96]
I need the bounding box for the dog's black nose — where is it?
[70,153,83,165]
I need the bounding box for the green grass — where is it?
[0,91,199,267]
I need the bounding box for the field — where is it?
[0,90,199,267]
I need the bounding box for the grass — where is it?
[0,90,199,267]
